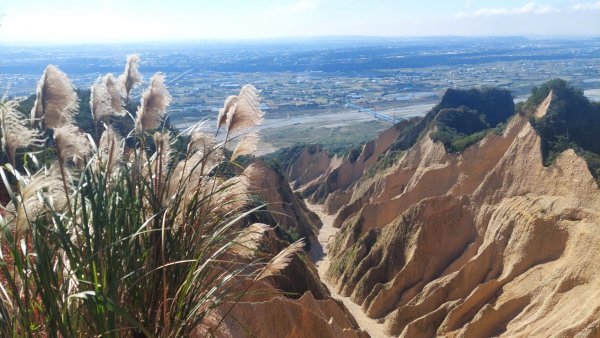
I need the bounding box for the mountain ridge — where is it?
[275,85,600,336]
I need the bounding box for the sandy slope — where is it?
[308,202,391,338]
[289,92,600,336]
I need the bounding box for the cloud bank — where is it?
[457,1,600,18]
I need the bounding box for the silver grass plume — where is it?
[256,239,305,281]
[190,132,217,155]
[135,73,171,133]
[213,175,250,213]
[0,99,44,166]
[166,151,210,225]
[216,95,238,134]
[118,54,142,104]
[31,65,79,129]
[152,131,173,180]
[186,122,220,169]
[185,121,216,154]
[230,223,270,258]
[4,165,68,237]
[231,132,259,161]
[167,152,199,201]
[225,85,264,134]
[96,126,123,174]
[90,73,126,124]
[54,124,92,164]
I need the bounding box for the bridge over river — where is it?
[344,103,404,124]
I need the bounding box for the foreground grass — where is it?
[0,58,302,337]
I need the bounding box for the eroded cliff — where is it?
[215,161,369,338]
[285,91,600,337]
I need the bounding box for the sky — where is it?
[0,0,599,43]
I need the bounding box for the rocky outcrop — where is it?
[287,119,419,212]
[245,161,321,246]
[287,92,600,337]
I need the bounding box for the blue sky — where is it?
[0,0,599,43]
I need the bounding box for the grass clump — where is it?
[0,57,303,337]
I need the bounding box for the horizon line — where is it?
[2,34,600,47]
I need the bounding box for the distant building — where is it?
[220,83,240,89]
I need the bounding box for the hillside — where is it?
[525,79,600,184]
[276,82,600,336]
[269,87,518,209]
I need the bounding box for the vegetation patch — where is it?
[429,87,515,153]
[525,79,600,185]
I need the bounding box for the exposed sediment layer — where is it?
[287,93,600,336]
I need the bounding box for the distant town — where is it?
[1,37,599,150]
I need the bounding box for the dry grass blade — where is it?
[226,85,264,134]
[118,54,142,101]
[256,239,305,280]
[31,65,79,129]
[231,133,259,161]
[0,99,44,166]
[54,124,92,163]
[135,73,171,133]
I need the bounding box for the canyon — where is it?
[236,86,600,337]
[209,79,600,337]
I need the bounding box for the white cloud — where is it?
[571,1,600,11]
[514,2,557,14]
[473,7,509,16]
[457,2,560,18]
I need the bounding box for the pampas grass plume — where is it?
[231,133,259,161]
[216,95,238,133]
[0,99,44,166]
[31,65,79,129]
[9,165,68,237]
[225,85,264,134]
[256,239,305,280]
[230,223,270,258]
[118,54,142,103]
[135,73,171,133]
[54,124,91,164]
[96,126,123,173]
[90,74,126,123]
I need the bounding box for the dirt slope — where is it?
[288,119,417,214]
[215,161,369,338]
[287,92,600,337]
